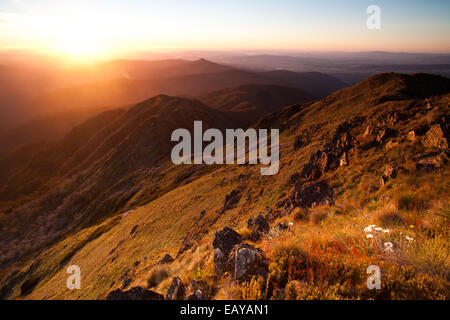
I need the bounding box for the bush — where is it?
[292,207,309,221]
[374,209,404,227]
[147,267,170,288]
[395,191,428,212]
[268,240,311,287]
[310,210,328,225]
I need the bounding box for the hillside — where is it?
[0,106,117,155]
[0,73,448,300]
[25,67,344,116]
[199,84,315,126]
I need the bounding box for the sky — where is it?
[0,0,449,60]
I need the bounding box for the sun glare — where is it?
[44,8,111,63]
[58,32,102,58]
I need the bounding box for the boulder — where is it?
[423,124,449,149]
[226,243,265,280]
[289,180,332,208]
[213,227,243,257]
[213,248,227,275]
[166,277,185,300]
[106,286,164,300]
[213,227,242,274]
[247,214,270,234]
[158,254,174,265]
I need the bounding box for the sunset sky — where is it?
[0,0,449,61]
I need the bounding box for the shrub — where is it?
[292,207,309,221]
[395,191,428,212]
[147,266,170,288]
[310,209,328,225]
[238,276,266,300]
[374,208,404,227]
[268,240,311,287]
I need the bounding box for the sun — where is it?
[51,14,108,63]
[59,33,101,57]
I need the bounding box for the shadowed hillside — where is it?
[199,84,315,126]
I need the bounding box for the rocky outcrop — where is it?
[166,277,185,300]
[415,151,449,170]
[106,286,164,300]
[301,122,355,180]
[289,180,332,209]
[376,128,398,145]
[213,227,243,274]
[423,124,449,149]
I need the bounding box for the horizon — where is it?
[1,0,450,64]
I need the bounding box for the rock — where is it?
[416,152,448,170]
[423,124,449,149]
[289,172,301,184]
[300,150,328,180]
[158,254,174,265]
[213,248,227,275]
[227,243,265,280]
[380,164,398,186]
[176,241,193,258]
[293,135,306,150]
[219,189,242,214]
[368,184,379,193]
[130,225,138,235]
[339,152,348,167]
[386,141,399,150]
[166,277,185,300]
[106,286,164,300]
[289,180,332,208]
[376,128,398,144]
[190,280,208,292]
[188,290,206,300]
[213,227,243,257]
[407,131,416,142]
[363,125,372,137]
[385,111,404,126]
[213,227,242,274]
[247,214,270,234]
[301,121,355,180]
